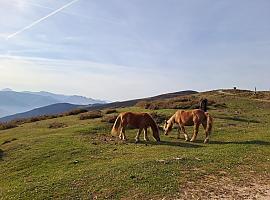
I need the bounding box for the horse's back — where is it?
[175,109,206,126]
[192,109,208,119]
[120,112,148,128]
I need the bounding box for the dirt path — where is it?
[176,174,270,200]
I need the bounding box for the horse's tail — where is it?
[111,114,122,136]
[205,112,213,134]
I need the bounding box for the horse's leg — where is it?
[143,128,149,141]
[118,123,123,140]
[120,125,127,141]
[119,132,123,140]
[180,125,189,141]
[190,122,200,142]
[202,122,209,143]
[177,125,181,139]
[135,128,143,143]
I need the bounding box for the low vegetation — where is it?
[101,114,118,124]
[135,96,216,110]
[0,108,89,130]
[103,109,117,114]
[64,108,88,116]
[48,122,67,129]
[79,110,103,120]
[150,112,169,125]
[0,122,18,130]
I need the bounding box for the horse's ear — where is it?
[164,120,167,124]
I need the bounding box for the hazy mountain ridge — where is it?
[0,103,82,122]
[24,91,106,105]
[0,89,106,118]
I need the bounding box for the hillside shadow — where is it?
[0,149,4,160]
[195,139,270,146]
[216,116,260,123]
[130,140,203,148]
[211,140,270,146]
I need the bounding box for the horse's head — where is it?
[163,120,173,135]
[153,132,161,142]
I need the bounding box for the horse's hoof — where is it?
[190,140,195,142]
[204,139,209,144]
[135,140,140,144]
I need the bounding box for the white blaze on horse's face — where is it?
[163,120,171,135]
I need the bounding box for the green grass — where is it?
[0,92,270,199]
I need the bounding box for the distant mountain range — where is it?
[0,90,197,122]
[0,88,106,118]
[0,103,83,122]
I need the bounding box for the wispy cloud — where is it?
[6,0,80,40]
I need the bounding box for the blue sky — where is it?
[0,0,269,101]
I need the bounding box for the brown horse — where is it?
[111,112,160,143]
[163,109,213,143]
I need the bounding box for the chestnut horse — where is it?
[163,109,213,143]
[111,112,160,143]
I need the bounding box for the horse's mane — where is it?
[168,114,176,127]
[147,114,159,136]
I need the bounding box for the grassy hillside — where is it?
[0,91,269,199]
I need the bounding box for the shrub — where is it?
[79,111,103,120]
[150,112,169,125]
[136,96,217,110]
[101,114,118,123]
[48,122,67,129]
[0,122,18,130]
[65,108,88,116]
[103,109,117,114]
[28,116,46,122]
[135,101,151,109]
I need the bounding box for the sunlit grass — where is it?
[0,92,269,199]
